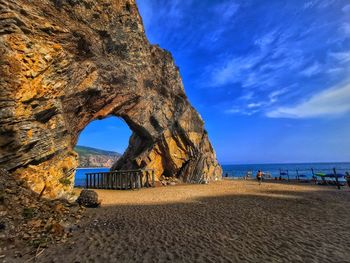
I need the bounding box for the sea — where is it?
[75,168,109,187]
[74,163,350,187]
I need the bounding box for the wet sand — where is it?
[37,180,350,263]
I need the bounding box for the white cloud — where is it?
[266,82,350,118]
[247,102,262,109]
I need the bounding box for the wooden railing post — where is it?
[135,172,138,189]
[140,171,143,188]
[122,172,126,190]
[84,169,157,190]
[116,172,118,189]
[130,172,133,190]
[115,172,117,189]
[124,172,126,190]
[118,171,121,189]
[129,172,133,190]
[146,171,149,188]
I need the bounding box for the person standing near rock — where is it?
[256,170,263,185]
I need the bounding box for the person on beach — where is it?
[345,172,350,188]
[256,170,263,185]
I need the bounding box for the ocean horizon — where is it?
[74,162,350,187]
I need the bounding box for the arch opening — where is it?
[74,116,132,187]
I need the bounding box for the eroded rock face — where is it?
[0,0,222,198]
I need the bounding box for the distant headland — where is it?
[75,146,121,168]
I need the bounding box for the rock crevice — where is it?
[0,0,222,198]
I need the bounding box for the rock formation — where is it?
[0,169,85,258]
[0,0,222,198]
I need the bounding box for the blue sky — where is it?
[78,0,350,164]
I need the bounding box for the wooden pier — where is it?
[85,169,155,190]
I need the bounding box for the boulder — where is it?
[76,190,100,208]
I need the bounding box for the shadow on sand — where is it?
[34,182,350,263]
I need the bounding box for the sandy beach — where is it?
[34,179,350,263]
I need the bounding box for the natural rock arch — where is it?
[0,0,222,198]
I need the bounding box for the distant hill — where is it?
[75,145,122,168]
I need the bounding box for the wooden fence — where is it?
[85,169,155,190]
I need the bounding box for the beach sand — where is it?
[36,180,350,263]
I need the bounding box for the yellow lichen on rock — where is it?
[13,152,78,200]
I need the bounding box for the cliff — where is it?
[75,146,121,168]
[0,0,222,198]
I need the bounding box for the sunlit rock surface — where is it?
[0,0,222,198]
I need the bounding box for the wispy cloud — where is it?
[303,0,336,9]
[342,23,350,37]
[303,1,317,9]
[330,51,350,64]
[210,53,263,87]
[202,1,240,45]
[239,91,255,101]
[254,30,278,50]
[266,82,350,118]
[226,88,289,116]
[342,4,350,13]
[268,88,289,103]
[214,1,240,22]
[300,62,322,77]
[225,107,259,116]
[224,108,241,114]
[247,102,263,109]
[138,0,241,52]
[210,9,350,117]
[327,67,344,75]
[138,0,350,121]
[208,28,305,89]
